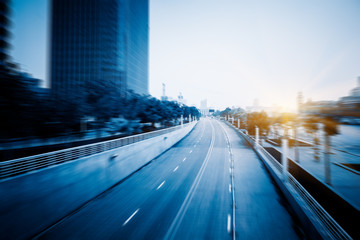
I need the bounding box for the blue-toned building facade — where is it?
[0,0,10,69]
[50,0,149,100]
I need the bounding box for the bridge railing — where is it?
[0,123,194,180]
[225,121,351,240]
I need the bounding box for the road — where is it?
[36,119,303,239]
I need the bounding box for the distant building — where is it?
[301,100,337,115]
[301,77,360,118]
[246,99,265,112]
[50,0,149,100]
[177,92,185,106]
[297,92,304,114]
[200,99,207,109]
[161,83,168,101]
[339,77,360,107]
[199,99,210,116]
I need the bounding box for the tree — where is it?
[220,107,231,118]
[273,113,299,146]
[246,111,271,137]
[303,117,320,161]
[189,106,201,120]
[0,69,42,138]
[181,106,191,122]
[84,80,121,123]
[137,97,161,127]
[277,113,297,138]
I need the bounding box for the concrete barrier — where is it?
[0,122,197,239]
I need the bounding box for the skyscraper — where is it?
[0,0,11,70]
[50,0,149,100]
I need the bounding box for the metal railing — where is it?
[224,121,351,240]
[287,175,351,240]
[0,123,194,180]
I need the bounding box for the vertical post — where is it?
[294,127,299,163]
[324,135,331,185]
[189,114,191,123]
[238,119,240,129]
[282,138,288,181]
[181,115,183,127]
[255,126,259,149]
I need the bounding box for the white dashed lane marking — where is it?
[157,181,165,190]
[122,209,139,226]
[227,214,231,233]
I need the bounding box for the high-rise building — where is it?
[0,0,10,70]
[50,0,149,100]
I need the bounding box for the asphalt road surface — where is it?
[36,119,304,240]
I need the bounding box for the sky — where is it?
[11,0,360,111]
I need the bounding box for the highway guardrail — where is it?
[0,123,192,180]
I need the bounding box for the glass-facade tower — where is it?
[0,0,10,69]
[50,0,149,100]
